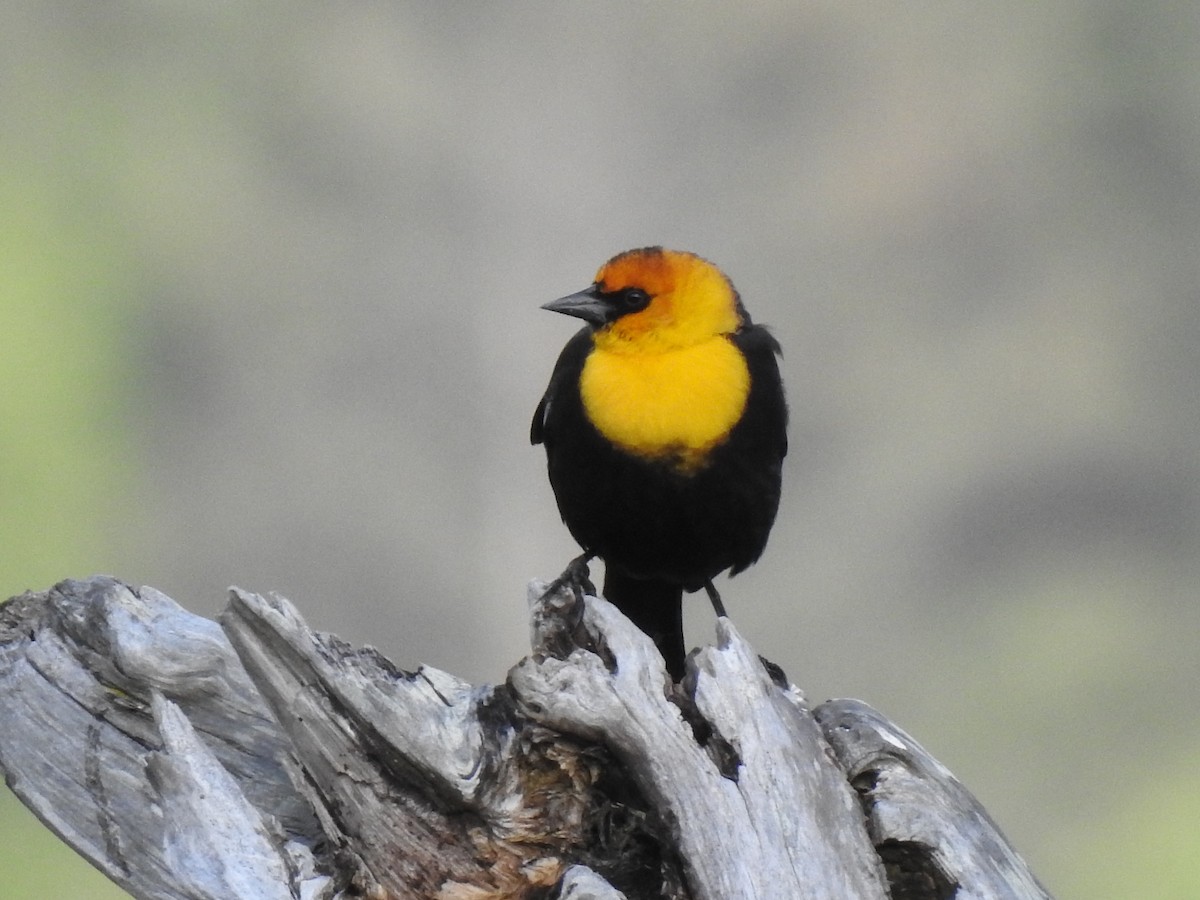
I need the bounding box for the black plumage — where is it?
[532,248,787,679]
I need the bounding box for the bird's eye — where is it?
[618,288,651,311]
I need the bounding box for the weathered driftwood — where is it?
[0,577,1052,900]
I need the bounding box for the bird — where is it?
[532,247,787,680]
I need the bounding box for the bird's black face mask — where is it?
[542,284,651,327]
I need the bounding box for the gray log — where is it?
[0,576,1052,899]
[510,584,889,900]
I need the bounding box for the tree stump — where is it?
[0,577,1052,899]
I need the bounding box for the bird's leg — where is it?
[543,551,596,604]
[703,580,727,618]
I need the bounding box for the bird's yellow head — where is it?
[544,247,745,354]
[542,247,756,469]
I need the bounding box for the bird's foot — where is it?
[543,552,596,605]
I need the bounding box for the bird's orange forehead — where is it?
[595,247,685,296]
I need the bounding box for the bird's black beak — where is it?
[541,286,610,326]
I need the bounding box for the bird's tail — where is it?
[602,568,686,681]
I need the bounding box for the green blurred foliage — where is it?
[1,175,136,572]
[1065,749,1200,899]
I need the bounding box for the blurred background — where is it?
[2,3,1198,897]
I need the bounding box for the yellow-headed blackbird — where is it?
[532,247,787,679]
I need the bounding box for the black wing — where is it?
[731,323,788,460]
[531,327,593,446]
[530,395,548,445]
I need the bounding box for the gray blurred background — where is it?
[3,3,1198,897]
